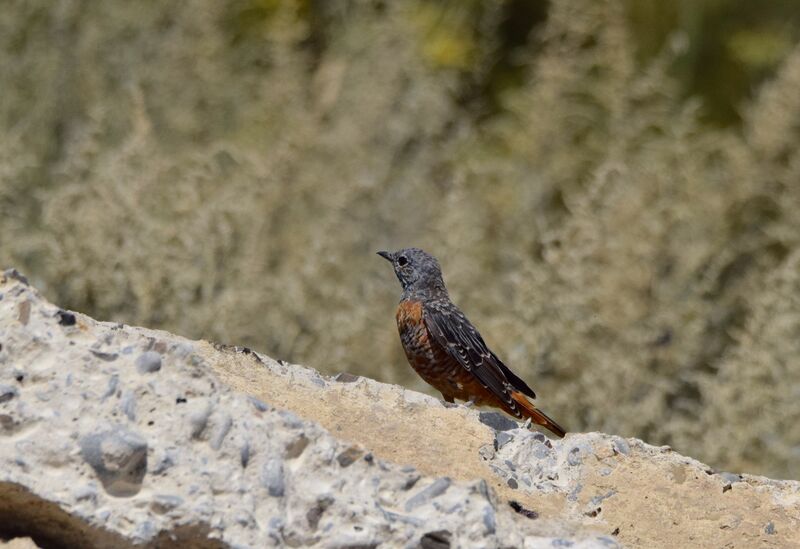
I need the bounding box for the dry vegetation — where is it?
[2,0,800,479]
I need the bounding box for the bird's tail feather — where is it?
[510,391,566,438]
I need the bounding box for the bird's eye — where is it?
[397,256,408,267]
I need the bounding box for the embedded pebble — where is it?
[247,396,269,412]
[482,505,497,534]
[405,477,451,511]
[90,349,119,362]
[262,457,285,497]
[240,441,251,468]
[150,495,183,514]
[135,351,162,374]
[494,431,514,450]
[209,413,233,450]
[420,530,451,549]
[0,384,18,404]
[336,446,364,467]
[120,390,137,421]
[478,411,518,431]
[188,400,212,439]
[612,438,630,456]
[79,427,148,497]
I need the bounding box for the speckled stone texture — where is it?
[0,270,619,548]
[2,269,799,549]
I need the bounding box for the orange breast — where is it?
[395,299,489,402]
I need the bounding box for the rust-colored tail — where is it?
[511,391,566,438]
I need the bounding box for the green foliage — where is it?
[2,0,800,479]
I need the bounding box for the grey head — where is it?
[377,248,448,299]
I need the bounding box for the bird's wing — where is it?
[422,300,536,407]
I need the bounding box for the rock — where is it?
[405,477,451,511]
[333,372,360,383]
[285,433,309,459]
[478,411,518,431]
[420,530,452,549]
[0,384,18,404]
[261,457,285,497]
[89,349,118,362]
[2,273,799,549]
[79,427,148,497]
[135,351,162,373]
[1,269,28,286]
[336,446,363,467]
[494,431,514,450]
[56,310,76,326]
[119,390,137,421]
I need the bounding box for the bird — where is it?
[377,247,566,438]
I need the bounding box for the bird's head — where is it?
[377,247,447,297]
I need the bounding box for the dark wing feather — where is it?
[422,300,536,408]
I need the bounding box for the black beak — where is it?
[376,250,393,262]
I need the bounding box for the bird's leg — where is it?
[460,397,478,409]
[441,394,458,408]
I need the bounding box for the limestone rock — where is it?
[1,270,798,548]
[0,272,616,548]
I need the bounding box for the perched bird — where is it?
[378,248,566,438]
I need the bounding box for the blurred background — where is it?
[2,0,800,480]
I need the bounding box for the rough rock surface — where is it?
[0,271,617,548]
[1,269,798,548]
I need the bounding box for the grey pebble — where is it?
[80,427,148,497]
[494,431,514,450]
[247,396,269,412]
[240,441,251,468]
[120,390,137,421]
[478,411,518,431]
[405,477,451,511]
[719,472,742,484]
[765,521,776,535]
[209,413,233,450]
[612,437,630,455]
[150,494,183,514]
[100,375,119,401]
[0,384,18,404]
[90,349,119,362]
[262,457,285,497]
[135,351,162,374]
[482,505,496,534]
[173,342,195,358]
[188,401,212,439]
[420,530,452,549]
